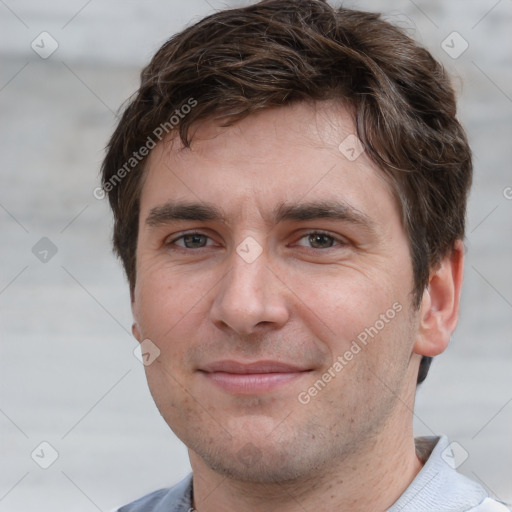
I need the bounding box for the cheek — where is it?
[134,263,206,348]
[288,265,402,350]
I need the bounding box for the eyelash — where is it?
[165,230,347,251]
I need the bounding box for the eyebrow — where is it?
[145,199,376,233]
[146,202,226,226]
[273,201,375,231]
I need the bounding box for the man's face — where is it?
[133,101,420,482]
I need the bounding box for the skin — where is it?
[132,101,464,511]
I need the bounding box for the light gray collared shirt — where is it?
[115,436,510,512]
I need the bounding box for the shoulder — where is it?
[114,474,193,512]
[469,497,511,512]
[388,436,510,512]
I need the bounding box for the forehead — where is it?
[139,101,398,227]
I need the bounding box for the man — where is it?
[101,1,509,510]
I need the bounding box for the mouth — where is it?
[198,360,312,394]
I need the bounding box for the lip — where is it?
[198,360,311,394]
[200,360,308,374]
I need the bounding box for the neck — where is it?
[189,412,423,512]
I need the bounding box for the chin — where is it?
[188,430,332,484]
[202,448,314,484]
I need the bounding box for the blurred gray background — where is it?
[0,1,511,510]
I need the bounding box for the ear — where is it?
[131,290,142,344]
[413,240,465,357]
[132,321,142,343]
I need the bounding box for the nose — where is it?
[209,243,290,336]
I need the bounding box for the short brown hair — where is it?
[101,0,472,384]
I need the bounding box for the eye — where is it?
[295,231,345,249]
[167,232,214,249]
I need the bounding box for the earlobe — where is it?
[131,293,142,343]
[414,240,465,357]
[132,322,142,343]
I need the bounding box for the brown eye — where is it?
[308,233,335,249]
[167,232,213,249]
[181,234,208,248]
